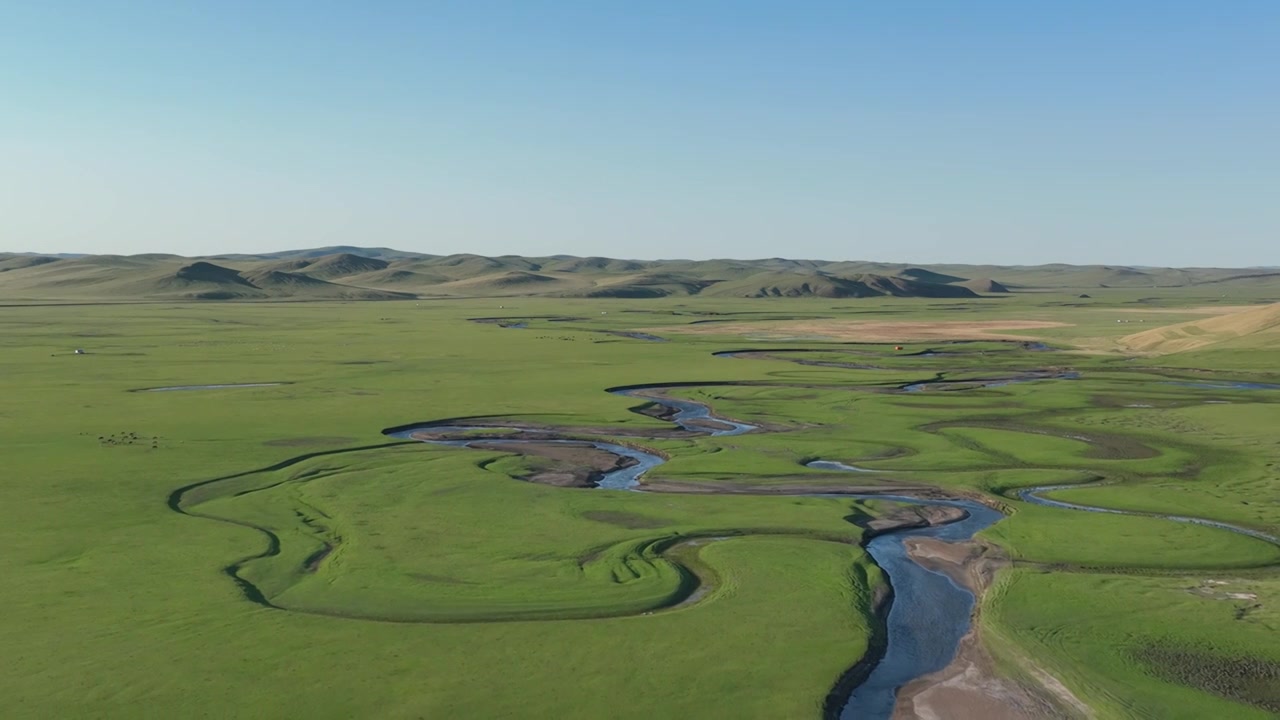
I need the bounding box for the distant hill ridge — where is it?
[295,253,390,278]
[957,278,1010,293]
[2,247,1278,301]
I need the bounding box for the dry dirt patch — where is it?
[1118,302,1280,354]
[653,319,1070,342]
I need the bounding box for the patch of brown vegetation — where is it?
[1131,645,1280,714]
[654,319,1070,342]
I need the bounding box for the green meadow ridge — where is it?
[5,247,1280,300]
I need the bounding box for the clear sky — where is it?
[2,2,1277,266]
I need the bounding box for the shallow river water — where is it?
[839,495,1003,719]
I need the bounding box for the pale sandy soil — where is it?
[652,319,1070,342]
[1118,302,1280,354]
[891,537,1092,720]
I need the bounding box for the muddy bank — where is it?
[400,419,697,441]
[863,505,968,535]
[467,440,641,487]
[641,478,935,496]
[892,631,1076,720]
[891,538,1086,720]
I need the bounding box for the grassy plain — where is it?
[2,289,1279,718]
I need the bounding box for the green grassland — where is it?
[986,570,1280,720]
[2,290,1279,718]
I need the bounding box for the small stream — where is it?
[1164,381,1280,391]
[1019,484,1280,546]
[610,388,758,436]
[806,460,878,473]
[902,371,1080,392]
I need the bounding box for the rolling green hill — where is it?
[4,247,1279,301]
[292,253,390,279]
[702,271,980,299]
[561,271,717,298]
[541,256,648,273]
[0,255,62,272]
[899,267,968,284]
[0,256,413,301]
[958,278,1011,293]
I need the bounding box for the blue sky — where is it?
[2,2,1277,265]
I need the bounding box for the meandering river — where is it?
[384,368,1278,718]
[386,386,1006,720]
[173,337,1280,718]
